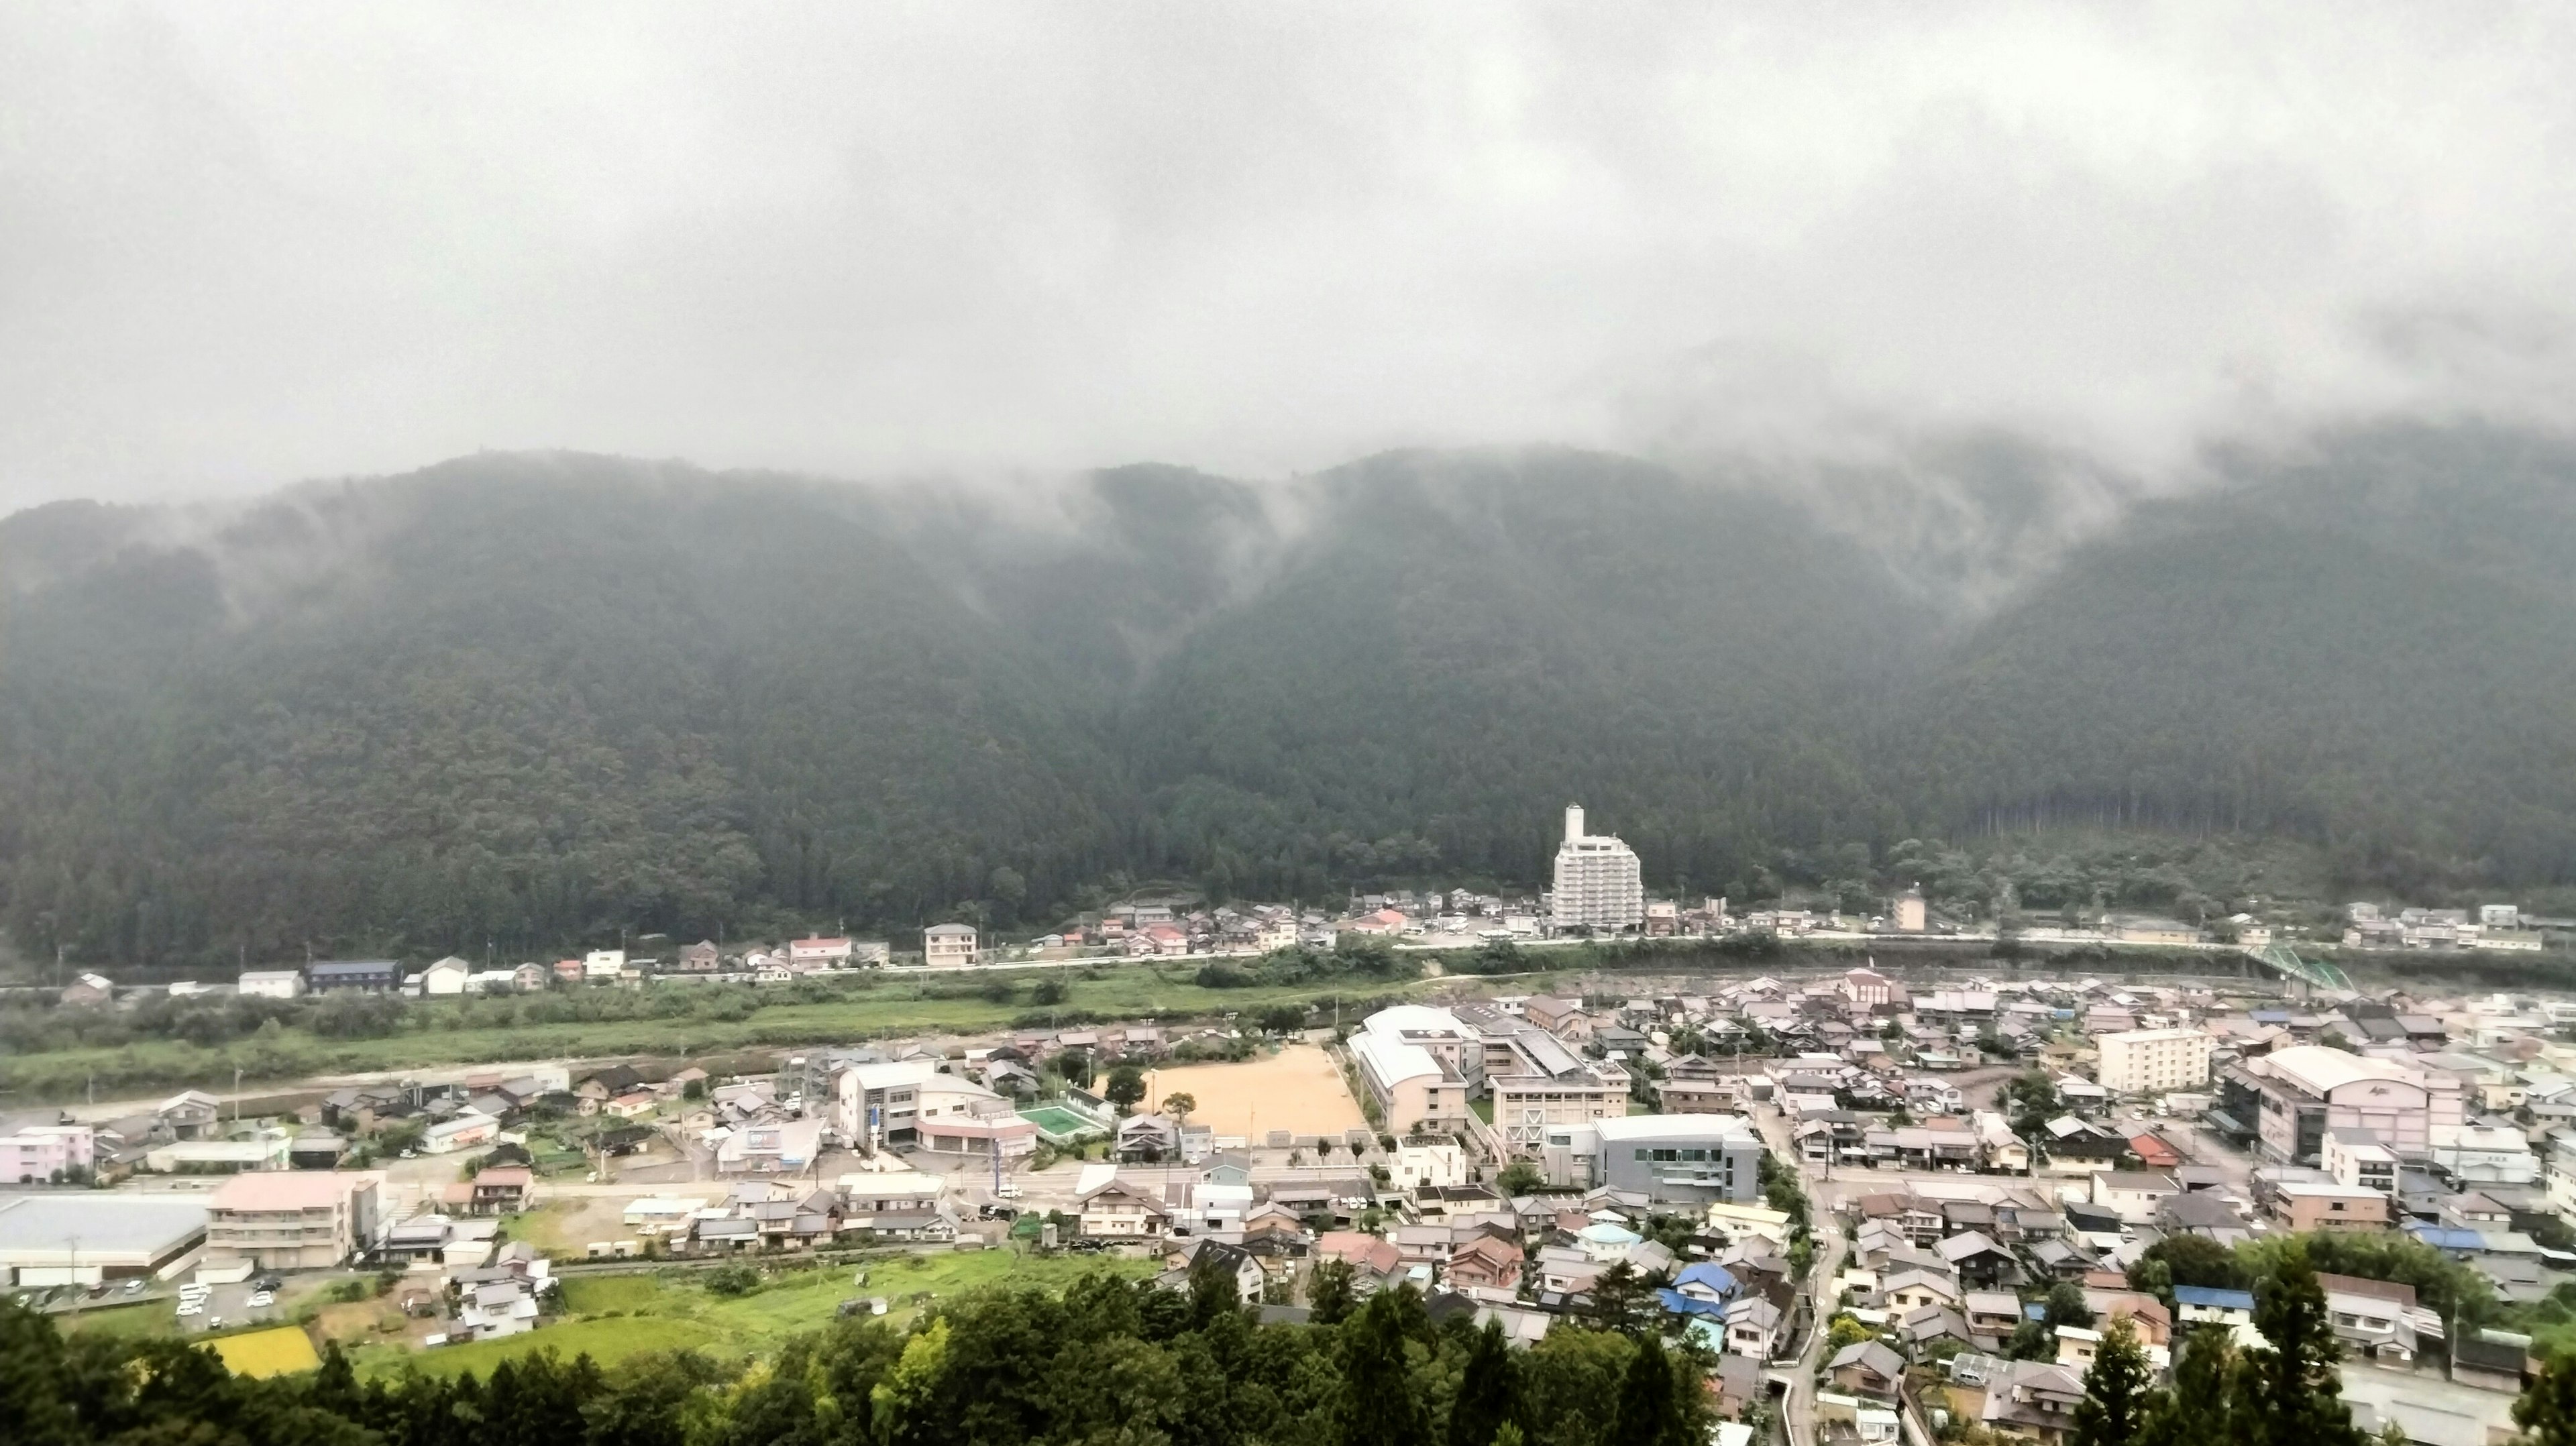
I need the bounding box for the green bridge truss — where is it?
[2252,941,2353,993]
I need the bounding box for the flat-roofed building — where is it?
[2271,1180,2393,1233]
[2322,1129,2398,1194]
[1544,1113,1765,1204]
[1487,1026,1628,1151]
[2244,1044,2464,1166]
[0,1192,208,1286]
[205,1170,381,1270]
[834,1060,989,1152]
[2096,1029,2214,1095]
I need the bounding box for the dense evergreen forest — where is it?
[5,424,2575,968]
[0,1273,1707,1446]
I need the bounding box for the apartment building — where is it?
[0,1123,94,1184]
[923,924,978,967]
[2096,1029,2216,1095]
[205,1171,381,1270]
[1551,805,1643,933]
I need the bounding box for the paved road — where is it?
[1746,1103,1846,1446]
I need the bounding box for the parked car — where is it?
[176,1303,202,1317]
[123,1279,146,1294]
[246,1292,276,1309]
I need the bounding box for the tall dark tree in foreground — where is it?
[2137,1327,2235,1446]
[1309,1257,1357,1325]
[2229,1241,2362,1446]
[1450,1319,1520,1446]
[1608,1335,1688,1446]
[2072,1319,2160,1446]
[1340,1287,1431,1446]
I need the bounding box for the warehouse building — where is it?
[0,1192,209,1286]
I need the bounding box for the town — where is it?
[13,907,2576,1445]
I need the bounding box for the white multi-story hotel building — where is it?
[2094,1028,2215,1095]
[1551,805,1643,933]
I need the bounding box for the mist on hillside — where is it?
[6,5,2576,574]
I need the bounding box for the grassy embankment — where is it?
[5,930,2309,1105]
[0,966,1479,1102]
[345,1249,1152,1379]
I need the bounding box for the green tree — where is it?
[1104,1066,1147,1115]
[2129,1235,2247,1299]
[1309,1258,1357,1325]
[1610,1336,1689,1446]
[2046,1282,2097,1330]
[2072,1319,2159,1446]
[2139,1327,2236,1446]
[1339,1288,1431,1446]
[2515,1353,2576,1446]
[2004,1068,2062,1139]
[2231,1241,2363,1446]
[1588,1262,1656,1337]
[1449,1319,1519,1446]
[1496,1159,1546,1196]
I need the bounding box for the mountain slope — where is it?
[1909,425,2576,892]
[5,425,2575,967]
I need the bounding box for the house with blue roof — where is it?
[2172,1284,2257,1327]
[1671,1260,1739,1304]
[1658,1286,1729,1321]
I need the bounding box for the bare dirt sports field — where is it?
[1142,1044,1367,1141]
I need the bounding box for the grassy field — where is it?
[354,1248,1155,1380]
[60,1301,178,1338]
[4,966,1483,1100]
[211,1326,323,1378]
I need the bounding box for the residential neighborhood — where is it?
[19,946,2576,1443]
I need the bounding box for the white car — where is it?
[124,1279,146,1294]
[176,1303,203,1317]
[246,1292,276,1309]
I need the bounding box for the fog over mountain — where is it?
[7,9,2576,965]
[6,5,2576,530]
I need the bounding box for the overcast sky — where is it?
[4,3,2575,512]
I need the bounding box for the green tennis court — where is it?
[1018,1105,1099,1139]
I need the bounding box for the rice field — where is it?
[354,1248,1155,1379]
[211,1326,323,1378]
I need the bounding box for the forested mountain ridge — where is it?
[5,425,2573,967]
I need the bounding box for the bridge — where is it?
[2251,941,2353,994]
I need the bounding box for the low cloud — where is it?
[3,4,2574,512]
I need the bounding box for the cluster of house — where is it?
[1066,1139,1811,1388]
[2343,901,2557,954]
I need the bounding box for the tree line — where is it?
[0,1266,1709,1446]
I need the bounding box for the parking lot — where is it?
[175,1276,292,1334]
